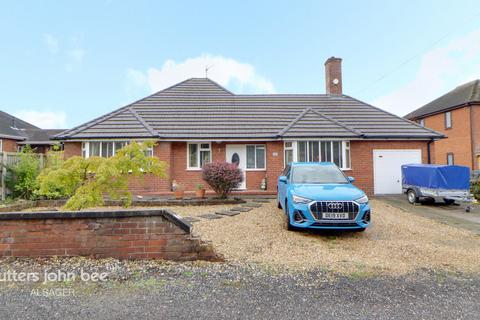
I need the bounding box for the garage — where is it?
[373,149,422,194]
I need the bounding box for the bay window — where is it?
[188,142,211,169]
[246,144,265,169]
[81,141,153,158]
[286,140,351,169]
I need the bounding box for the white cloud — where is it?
[69,48,85,63]
[372,29,480,116]
[13,110,67,129]
[43,33,59,54]
[65,48,85,72]
[127,54,275,94]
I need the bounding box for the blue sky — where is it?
[1,0,480,128]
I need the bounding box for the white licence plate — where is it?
[322,212,349,220]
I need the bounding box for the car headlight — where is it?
[292,194,312,204]
[356,195,369,204]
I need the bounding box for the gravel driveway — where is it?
[170,199,480,275]
[2,199,479,319]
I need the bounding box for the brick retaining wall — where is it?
[0,209,220,261]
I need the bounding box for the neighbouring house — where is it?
[0,110,64,153]
[405,80,480,170]
[55,57,443,196]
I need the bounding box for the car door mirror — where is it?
[348,176,355,183]
[279,176,287,183]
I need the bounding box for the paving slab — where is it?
[230,207,252,212]
[252,199,271,203]
[215,210,240,217]
[241,203,262,208]
[198,214,223,220]
[182,217,201,223]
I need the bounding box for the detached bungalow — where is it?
[55,57,442,195]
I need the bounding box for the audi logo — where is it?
[327,202,343,210]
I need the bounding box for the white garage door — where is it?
[373,149,422,194]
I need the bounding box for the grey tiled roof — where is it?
[0,110,64,144]
[17,129,65,145]
[0,110,39,140]
[405,79,480,120]
[56,78,443,140]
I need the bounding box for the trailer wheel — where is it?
[443,198,455,205]
[407,189,419,204]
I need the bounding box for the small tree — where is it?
[5,145,41,200]
[202,162,243,199]
[36,141,167,210]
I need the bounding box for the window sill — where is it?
[186,168,202,171]
[341,168,352,171]
[245,168,267,171]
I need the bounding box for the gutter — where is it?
[427,139,433,164]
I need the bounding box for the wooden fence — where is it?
[0,152,47,201]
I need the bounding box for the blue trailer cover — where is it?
[401,164,470,190]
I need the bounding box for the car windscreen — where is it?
[291,165,348,184]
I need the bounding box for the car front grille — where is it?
[309,201,359,221]
[311,222,359,227]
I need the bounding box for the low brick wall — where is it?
[0,209,220,261]
[0,197,245,213]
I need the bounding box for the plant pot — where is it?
[195,189,206,199]
[174,190,184,200]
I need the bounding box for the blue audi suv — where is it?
[277,162,371,231]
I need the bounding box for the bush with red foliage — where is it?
[202,162,243,198]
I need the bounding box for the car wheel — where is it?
[443,198,455,205]
[285,200,295,231]
[407,189,419,204]
[277,200,282,209]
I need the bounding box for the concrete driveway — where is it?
[376,195,480,235]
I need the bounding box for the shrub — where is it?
[5,145,41,200]
[36,141,168,210]
[202,162,243,198]
[472,181,480,200]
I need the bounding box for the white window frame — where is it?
[419,119,425,127]
[187,142,211,170]
[283,140,351,170]
[445,111,452,129]
[0,139,3,152]
[246,144,266,171]
[81,141,153,158]
[447,153,454,165]
[284,141,294,167]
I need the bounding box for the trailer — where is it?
[401,164,472,212]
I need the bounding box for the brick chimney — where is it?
[324,57,342,95]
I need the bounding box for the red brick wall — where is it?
[0,213,218,261]
[1,138,19,152]
[64,142,82,158]
[62,140,429,196]
[349,140,429,196]
[422,106,473,168]
[128,142,171,193]
[169,141,280,192]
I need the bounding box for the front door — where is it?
[226,144,246,190]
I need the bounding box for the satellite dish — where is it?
[332,78,339,85]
